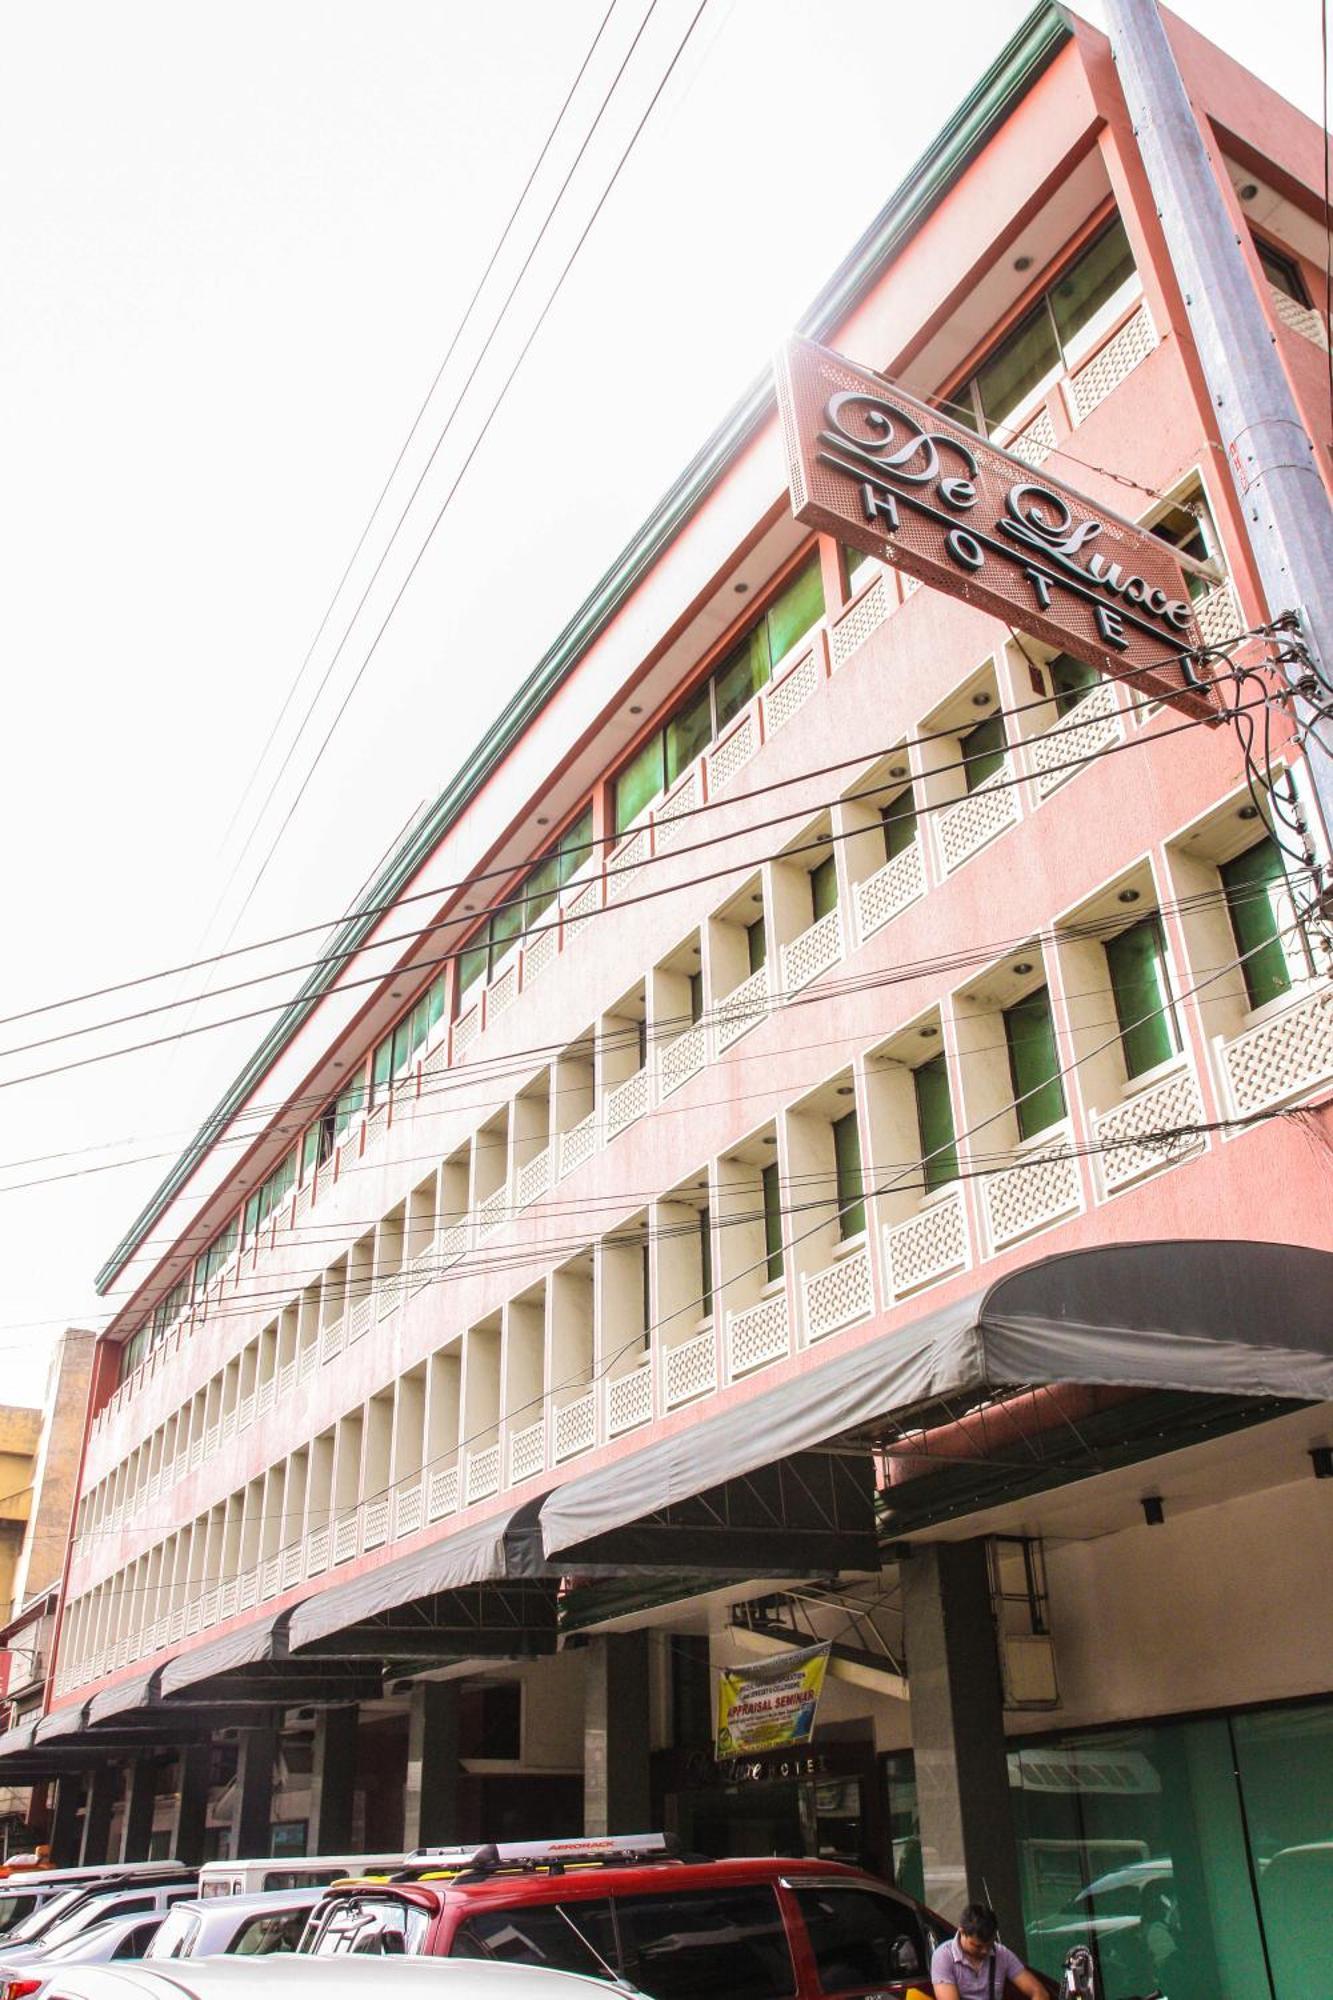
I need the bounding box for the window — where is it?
[790,1885,927,1993]
[951,217,1138,435]
[746,915,767,974]
[613,555,825,834]
[1104,918,1179,1079]
[242,1149,296,1245]
[455,1902,617,1981]
[880,786,917,860]
[1253,234,1311,307]
[810,852,839,919]
[615,1887,795,2000]
[961,710,1007,791]
[1221,835,1300,1011]
[370,974,447,1099]
[458,809,594,997]
[232,1909,310,1955]
[833,1109,866,1238]
[913,1055,959,1192]
[762,1162,785,1282]
[843,541,873,586]
[1003,986,1067,1139]
[1048,653,1101,719]
[699,1206,713,1317]
[688,969,704,1025]
[196,1216,238,1292]
[113,1922,163,1960]
[145,1907,199,1959]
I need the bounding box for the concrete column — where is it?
[173,1743,212,1867]
[902,1541,1025,1951]
[79,1763,119,1865]
[233,1723,278,1860]
[583,1632,650,1836]
[121,1757,158,1862]
[49,1774,84,1866]
[403,1682,460,1848]
[310,1706,358,1854]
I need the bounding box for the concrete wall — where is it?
[12,1331,95,1609]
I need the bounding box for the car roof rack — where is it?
[390,1834,688,1882]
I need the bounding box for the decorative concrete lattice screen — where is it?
[855,839,926,943]
[1218,986,1333,1118]
[937,764,1020,873]
[781,908,843,995]
[708,710,759,792]
[830,576,888,669]
[1092,1065,1207,1195]
[803,1244,875,1342]
[1006,404,1056,466]
[554,1390,597,1462]
[1028,682,1122,801]
[726,1293,790,1376]
[607,1361,653,1436]
[664,1329,717,1408]
[1067,303,1157,423]
[660,1022,707,1098]
[884,1186,970,1299]
[982,1142,1083,1252]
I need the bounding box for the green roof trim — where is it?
[97,1,1071,1299]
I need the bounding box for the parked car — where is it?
[0,1954,633,2000]
[0,1876,188,1946]
[144,1892,322,1961]
[0,1911,168,1998]
[195,1857,405,1900]
[301,1833,1049,1999]
[0,1886,198,1968]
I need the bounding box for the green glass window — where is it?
[301,1125,321,1179]
[765,555,825,666]
[881,787,917,860]
[976,300,1061,430]
[761,1162,784,1282]
[489,892,524,966]
[1105,917,1178,1079]
[521,853,560,925]
[913,1054,959,1192]
[614,734,665,836]
[333,1077,363,1139]
[1048,653,1101,718]
[1004,985,1066,1139]
[688,969,704,1025]
[666,683,712,786]
[698,1207,713,1318]
[1222,836,1295,1011]
[242,1192,261,1243]
[843,542,872,584]
[371,1034,393,1100]
[714,625,770,732]
[832,1110,865,1239]
[746,915,767,974]
[810,853,839,920]
[961,710,1007,791]
[1049,217,1136,349]
[557,808,594,884]
[457,941,488,999]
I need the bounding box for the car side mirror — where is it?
[889,1938,922,1977]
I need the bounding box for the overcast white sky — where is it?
[0,0,1324,1408]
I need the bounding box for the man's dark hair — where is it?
[958,1904,1000,1943]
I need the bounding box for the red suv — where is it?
[301,1837,1050,1999]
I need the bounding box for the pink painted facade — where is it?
[28,8,1333,1929]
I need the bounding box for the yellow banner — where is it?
[716,1642,831,1760]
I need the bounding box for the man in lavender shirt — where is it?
[929,1903,1047,2000]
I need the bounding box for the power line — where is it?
[228,0,711,934]
[0,686,1265,1095]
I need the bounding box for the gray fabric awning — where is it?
[87,1665,168,1724]
[540,1240,1333,1558]
[0,1720,37,1757]
[287,1503,538,1654]
[159,1608,291,1698]
[34,1703,88,1744]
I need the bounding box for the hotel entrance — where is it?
[659,1744,882,1876]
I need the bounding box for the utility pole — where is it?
[1105,0,1333,889]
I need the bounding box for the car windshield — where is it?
[0,1895,39,1934]
[39,1898,147,1951]
[6,1889,86,1942]
[232,1910,311,1955]
[43,1918,131,1961]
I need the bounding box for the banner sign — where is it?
[774,335,1212,714]
[716,1642,831,1760]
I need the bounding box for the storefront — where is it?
[656,1741,886,1878]
[882,1697,1332,2000]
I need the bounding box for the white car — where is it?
[0,1889,198,1967]
[0,1956,629,2000]
[0,1875,191,1946]
[0,1911,168,1997]
[144,1893,322,1961]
